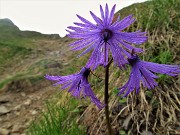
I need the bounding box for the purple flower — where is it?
[67,4,147,70]
[118,55,180,97]
[45,67,104,109]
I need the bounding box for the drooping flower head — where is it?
[118,54,180,97]
[45,67,105,109]
[67,4,147,70]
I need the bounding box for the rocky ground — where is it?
[0,37,73,135]
[0,85,55,135]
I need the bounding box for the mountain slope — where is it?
[0,18,74,91]
[0,0,179,134]
[0,18,74,135]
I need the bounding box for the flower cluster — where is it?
[46,4,180,109]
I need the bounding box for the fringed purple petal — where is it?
[86,44,102,70]
[61,82,72,90]
[114,37,144,53]
[67,32,97,39]
[73,22,91,28]
[108,4,116,25]
[142,61,180,76]
[104,43,109,66]
[100,5,105,21]
[116,31,148,44]
[90,11,103,25]
[45,74,61,81]
[118,64,140,96]
[140,67,158,89]
[78,42,96,57]
[109,40,129,68]
[76,14,97,28]
[71,37,98,51]
[104,3,109,26]
[84,84,105,109]
[114,15,136,30]
[118,79,130,95]
[68,80,80,93]
[67,26,87,32]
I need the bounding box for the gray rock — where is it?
[3,122,12,129]
[141,130,153,135]
[11,133,21,135]
[14,111,20,116]
[12,125,24,133]
[0,106,10,115]
[24,99,31,106]
[0,128,10,135]
[63,63,68,66]
[31,110,37,115]
[0,97,10,104]
[36,96,41,100]
[14,105,22,111]
[20,92,26,97]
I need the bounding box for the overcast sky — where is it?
[0,0,147,37]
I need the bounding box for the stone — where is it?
[20,92,26,97]
[0,97,10,104]
[14,111,20,116]
[63,63,68,66]
[14,105,22,111]
[0,106,10,115]
[11,133,21,135]
[12,125,24,133]
[4,123,12,129]
[36,96,41,100]
[5,103,11,107]
[31,110,37,115]
[0,128,10,135]
[141,130,153,135]
[24,99,31,106]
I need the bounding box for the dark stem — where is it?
[104,61,113,135]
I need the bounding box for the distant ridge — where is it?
[0,18,60,39]
[0,18,20,31]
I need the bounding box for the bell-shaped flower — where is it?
[118,55,180,96]
[45,67,105,109]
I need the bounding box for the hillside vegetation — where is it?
[0,18,65,91]
[0,0,179,135]
[29,0,180,134]
[29,0,180,135]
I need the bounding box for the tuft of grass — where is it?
[27,94,86,135]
